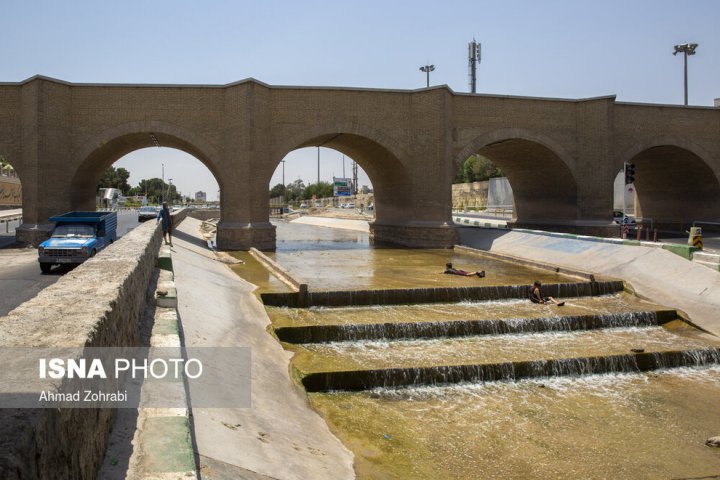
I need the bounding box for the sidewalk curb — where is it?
[138,244,197,480]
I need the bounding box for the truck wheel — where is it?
[40,263,52,274]
[90,249,97,257]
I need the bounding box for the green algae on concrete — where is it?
[309,367,720,479]
[139,416,196,474]
[228,251,292,294]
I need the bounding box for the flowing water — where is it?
[309,367,720,479]
[236,220,720,478]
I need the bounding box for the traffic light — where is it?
[624,162,635,185]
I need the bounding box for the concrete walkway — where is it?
[171,218,355,480]
[460,228,720,337]
[290,216,369,232]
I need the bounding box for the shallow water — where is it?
[267,293,664,328]
[291,325,720,374]
[269,220,576,291]
[310,367,720,479]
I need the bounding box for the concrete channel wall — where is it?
[0,210,187,479]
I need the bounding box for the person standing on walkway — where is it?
[157,202,173,246]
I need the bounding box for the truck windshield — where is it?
[52,224,95,238]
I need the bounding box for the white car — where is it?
[346,202,355,209]
[300,203,308,208]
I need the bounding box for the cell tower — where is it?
[468,39,481,94]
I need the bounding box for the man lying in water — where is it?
[443,262,485,278]
[529,280,565,306]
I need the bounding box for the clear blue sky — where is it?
[3,0,718,200]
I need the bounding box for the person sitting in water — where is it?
[529,280,564,306]
[443,262,485,278]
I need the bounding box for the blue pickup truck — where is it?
[38,211,117,273]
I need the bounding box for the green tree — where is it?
[130,178,181,204]
[269,183,286,198]
[453,154,503,184]
[98,166,132,194]
[302,181,333,200]
[285,179,305,203]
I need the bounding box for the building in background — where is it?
[195,191,207,202]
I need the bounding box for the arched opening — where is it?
[612,169,636,221]
[452,154,511,216]
[69,130,221,240]
[0,154,23,241]
[454,136,579,225]
[269,147,374,215]
[70,130,222,213]
[626,145,720,229]
[268,133,410,227]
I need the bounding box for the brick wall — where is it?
[0,209,187,479]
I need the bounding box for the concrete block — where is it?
[157,248,173,272]
[155,287,177,308]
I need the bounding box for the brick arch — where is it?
[454,128,580,223]
[618,135,720,180]
[267,123,413,224]
[619,137,720,225]
[69,121,223,210]
[453,128,578,173]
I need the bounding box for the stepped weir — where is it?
[236,222,720,478]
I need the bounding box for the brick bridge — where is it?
[1,75,718,249]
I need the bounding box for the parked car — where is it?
[346,202,355,209]
[299,203,309,209]
[138,206,160,222]
[314,202,322,208]
[38,211,117,273]
[613,210,636,224]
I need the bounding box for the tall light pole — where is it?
[281,160,286,189]
[317,147,321,185]
[673,43,698,106]
[419,64,435,88]
[280,160,286,202]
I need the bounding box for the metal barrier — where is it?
[0,214,22,234]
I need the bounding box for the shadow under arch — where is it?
[269,125,412,225]
[620,138,720,226]
[70,121,223,210]
[454,129,580,223]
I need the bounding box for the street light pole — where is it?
[281,160,286,203]
[317,147,320,185]
[419,64,435,88]
[673,43,698,106]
